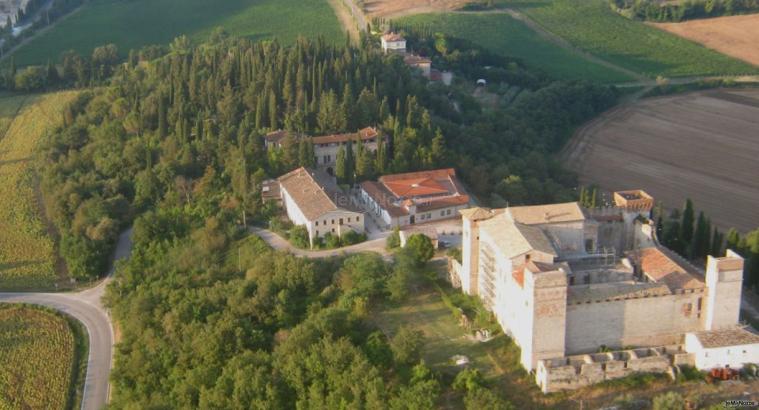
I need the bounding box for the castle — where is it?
[453,190,758,392]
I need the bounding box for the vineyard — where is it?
[0,304,82,409]
[396,12,632,83]
[9,0,345,66]
[518,0,759,77]
[0,91,79,290]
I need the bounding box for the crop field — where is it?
[10,0,344,66]
[516,0,759,78]
[654,14,759,68]
[0,91,78,290]
[397,13,633,83]
[566,88,759,233]
[0,304,78,409]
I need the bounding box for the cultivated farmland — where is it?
[396,13,633,83]
[566,88,759,233]
[0,304,80,409]
[0,91,78,290]
[10,0,345,66]
[517,0,759,78]
[654,14,759,68]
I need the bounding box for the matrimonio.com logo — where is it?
[723,399,758,408]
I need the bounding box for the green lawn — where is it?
[11,0,344,66]
[397,12,633,83]
[515,0,759,77]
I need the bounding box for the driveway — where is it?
[252,227,390,258]
[0,228,133,410]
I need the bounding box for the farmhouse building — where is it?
[381,32,406,53]
[359,168,471,229]
[403,54,432,78]
[452,190,757,392]
[277,167,365,247]
[265,127,384,172]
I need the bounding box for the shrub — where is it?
[288,225,310,248]
[652,391,685,410]
[386,227,401,249]
[341,230,366,246]
[324,232,341,249]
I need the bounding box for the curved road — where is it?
[0,228,132,410]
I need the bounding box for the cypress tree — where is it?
[344,138,355,185]
[689,212,708,260]
[679,199,695,248]
[335,146,347,184]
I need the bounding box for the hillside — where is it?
[8,0,345,66]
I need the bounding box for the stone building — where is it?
[453,190,756,392]
[277,167,365,247]
[264,127,384,174]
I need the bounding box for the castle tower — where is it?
[522,266,568,370]
[703,250,744,331]
[459,208,501,296]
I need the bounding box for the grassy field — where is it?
[397,12,633,83]
[0,91,79,290]
[10,0,345,66]
[515,0,759,78]
[0,304,85,409]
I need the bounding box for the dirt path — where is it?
[329,0,361,44]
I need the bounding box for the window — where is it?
[357,216,361,222]
[569,276,575,286]
[347,217,351,223]
[441,211,445,217]
[332,219,335,224]
[315,221,319,226]
[315,230,319,235]
[339,218,344,225]
[332,228,335,233]
[447,209,452,215]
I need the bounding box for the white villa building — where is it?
[451,190,759,392]
[277,167,365,247]
[359,168,471,229]
[381,32,406,53]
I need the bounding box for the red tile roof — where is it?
[312,127,379,145]
[382,33,405,42]
[379,168,460,198]
[638,247,704,291]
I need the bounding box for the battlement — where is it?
[613,190,654,213]
[536,345,682,393]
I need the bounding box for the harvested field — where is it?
[654,14,759,68]
[364,0,469,18]
[567,88,759,233]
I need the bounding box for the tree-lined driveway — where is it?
[0,228,133,410]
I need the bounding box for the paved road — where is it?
[0,228,133,410]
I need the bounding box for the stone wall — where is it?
[536,346,678,393]
[565,290,705,354]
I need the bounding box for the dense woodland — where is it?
[610,0,759,21]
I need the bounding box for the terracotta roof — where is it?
[568,282,672,304]
[403,54,431,66]
[312,127,379,145]
[638,247,704,291]
[480,214,557,259]
[278,167,361,220]
[382,33,405,42]
[507,202,586,225]
[691,327,759,348]
[460,207,505,221]
[359,181,408,217]
[416,195,470,212]
[379,168,460,198]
